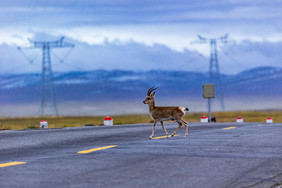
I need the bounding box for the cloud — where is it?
[45,37,209,72]
[0,35,208,74]
[1,0,282,25]
[1,0,282,53]
[0,1,282,75]
[0,33,282,75]
[219,40,282,73]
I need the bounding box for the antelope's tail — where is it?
[180,107,189,113]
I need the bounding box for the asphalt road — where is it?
[0,122,282,188]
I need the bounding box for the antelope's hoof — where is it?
[171,134,175,137]
[184,135,188,138]
[149,136,153,139]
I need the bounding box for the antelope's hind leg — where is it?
[181,119,188,138]
[171,121,182,137]
[149,121,157,139]
[160,121,169,138]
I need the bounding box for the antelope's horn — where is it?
[147,87,158,96]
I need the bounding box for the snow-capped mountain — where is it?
[0,66,281,104]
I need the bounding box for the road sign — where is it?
[203,84,215,98]
[203,84,215,122]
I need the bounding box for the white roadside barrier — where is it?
[201,116,208,123]
[266,117,273,124]
[236,116,243,123]
[40,120,48,128]
[104,116,113,126]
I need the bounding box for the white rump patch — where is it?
[180,107,186,113]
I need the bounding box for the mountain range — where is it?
[0,66,281,116]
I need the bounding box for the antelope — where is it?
[143,87,189,139]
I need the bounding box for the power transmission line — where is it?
[17,47,41,64]
[50,49,83,71]
[196,34,228,111]
[221,51,249,69]
[18,37,75,116]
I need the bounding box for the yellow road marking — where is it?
[0,162,26,168]
[222,127,237,130]
[77,145,118,154]
[151,135,179,139]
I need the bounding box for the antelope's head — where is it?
[143,87,158,104]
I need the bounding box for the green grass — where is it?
[0,110,281,130]
[0,115,152,130]
[188,110,282,123]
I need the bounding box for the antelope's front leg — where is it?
[160,121,169,138]
[149,121,157,139]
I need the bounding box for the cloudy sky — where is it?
[0,0,282,74]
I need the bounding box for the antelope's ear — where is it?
[152,91,155,96]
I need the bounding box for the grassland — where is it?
[0,111,281,130]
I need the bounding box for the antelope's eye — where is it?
[147,97,151,100]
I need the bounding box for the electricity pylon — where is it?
[18,37,75,116]
[198,34,228,111]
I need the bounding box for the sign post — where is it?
[202,84,215,122]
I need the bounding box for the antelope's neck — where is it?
[148,101,155,113]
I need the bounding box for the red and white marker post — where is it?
[104,116,113,126]
[236,116,243,123]
[201,116,208,123]
[266,117,273,124]
[40,120,48,128]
